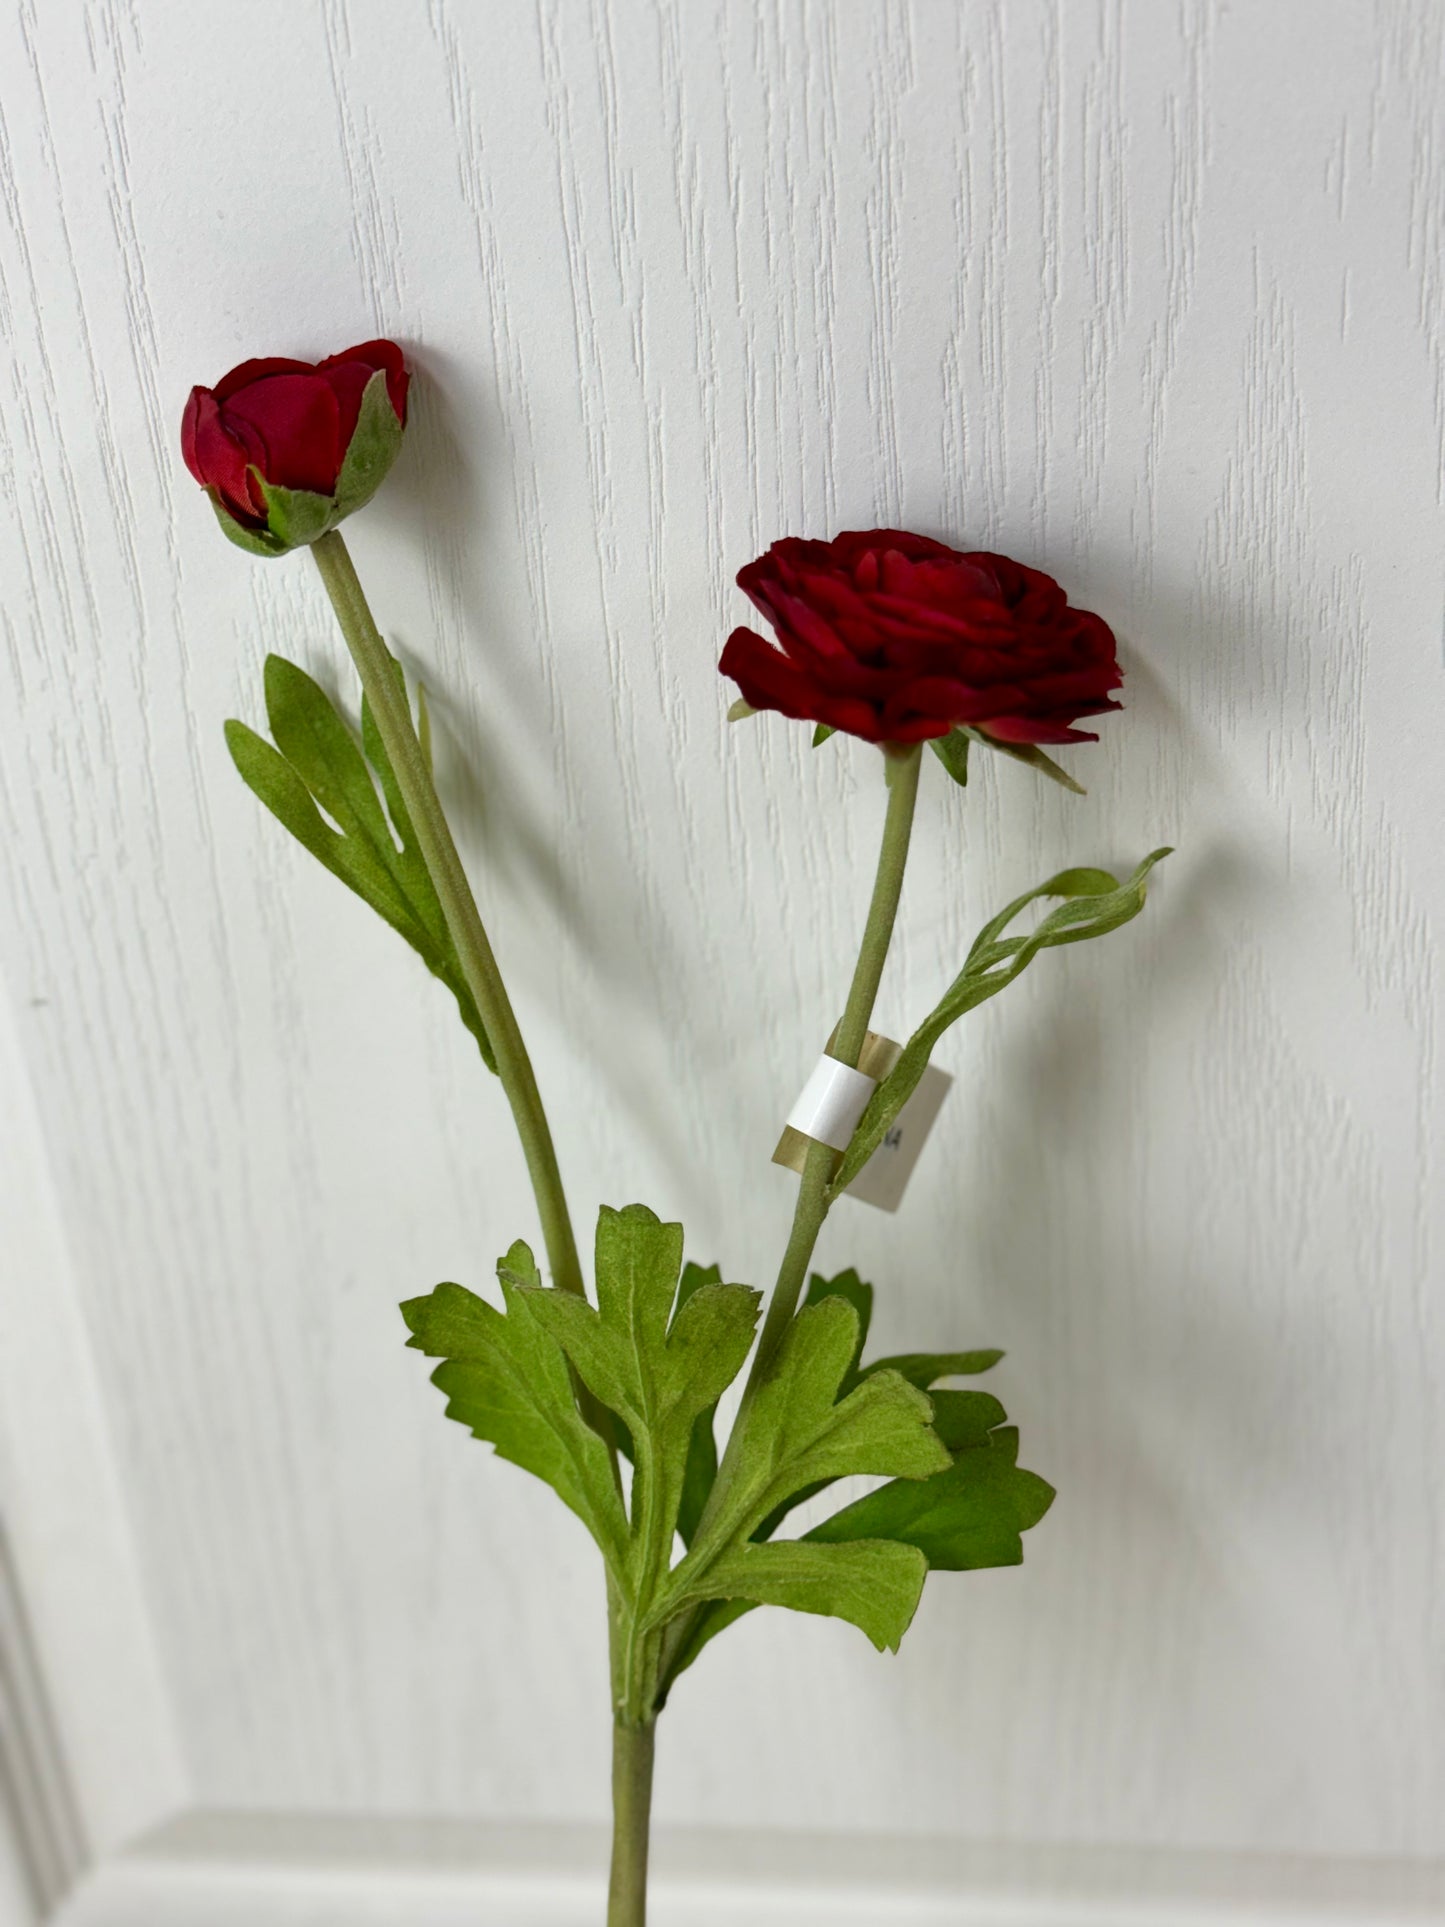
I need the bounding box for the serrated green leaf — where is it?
[832,849,1171,1195]
[522,1208,760,1579]
[929,728,970,787]
[401,1243,628,1576]
[333,368,404,516]
[686,1538,927,1651]
[660,1388,1049,1693]
[808,1420,1055,1571]
[963,726,1086,794]
[654,1296,948,1639]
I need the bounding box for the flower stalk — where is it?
[309,530,588,1306]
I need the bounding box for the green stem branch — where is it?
[310,531,586,1305]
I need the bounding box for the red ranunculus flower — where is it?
[720,530,1122,747]
[182,340,409,555]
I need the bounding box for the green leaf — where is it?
[963,726,1086,794]
[401,1242,628,1576]
[832,849,1171,1195]
[228,653,495,1069]
[674,1263,724,1547]
[803,1268,874,1390]
[808,1420,1055,1571]
[252,474,336,550]
[684,1538,927,1652]
[726,698,756,722]
[660,1387,1049,1693]
[333,367,404,517]
[929,728,970,787]
[521,1208,760,1574]
[812,723,837,747]
[654,1297,948,1644]
[861,1348,1004,1389]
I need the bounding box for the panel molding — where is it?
[52,1809,1445,1926]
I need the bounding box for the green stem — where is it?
[309,531,586,1305]
[608,1717,656,1927]
[685,743,923,1552]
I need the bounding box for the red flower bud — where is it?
[181,340,409,555]
[720,531,1122,748]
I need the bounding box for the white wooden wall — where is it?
[2,1,1443,1919]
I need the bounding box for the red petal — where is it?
[219,375,344,495]
[320,338,409,424]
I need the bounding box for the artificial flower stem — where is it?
[753,740,923,1371]
[309,531,586,1306]
[688,742,923,1547]
[608,1717,656,1927]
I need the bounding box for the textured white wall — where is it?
[2,0,1443,1871]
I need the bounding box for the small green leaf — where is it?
[522,1209,760,1576]
[963,727,1086,794]
[929,728,970,787]
[674,1262,724,1547]
[228,653,495,1069]
[809,1421,1055,1571]
[812,723,837,747]
[688,1538,927,1652]
[726,699,756,723]
[803,1268,874,1390]
[832,849,1171,1195]
[333,367,405,517]
[861,1348,1004,1389]
[402,1243,628,1576]
[252,474,336,550]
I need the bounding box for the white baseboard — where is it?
[51,1809,1445,1926]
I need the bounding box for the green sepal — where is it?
[963,726,1086,794]
[226,651,495,1068]
[831,848,1171,1195]
[812,723,837,747]
[401,1242,629,1578]
[333,368,405,517]
[207,490,289,556]
[251,474,336,550]
[929,728,970,787]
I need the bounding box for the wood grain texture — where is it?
[2,0,1443,1865]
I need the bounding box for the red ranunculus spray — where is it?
[182,340,1170,1927]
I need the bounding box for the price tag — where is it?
[773,1029,952,1214]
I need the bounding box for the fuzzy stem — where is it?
[309,530,586,1305]
[687,742,923,1548]
[607,1718,656,1927]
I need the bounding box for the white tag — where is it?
[785,1054,879,1152]
[772,1029,952,1213]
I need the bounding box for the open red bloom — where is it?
[720,531,1122,746]
[182,341,408,529]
